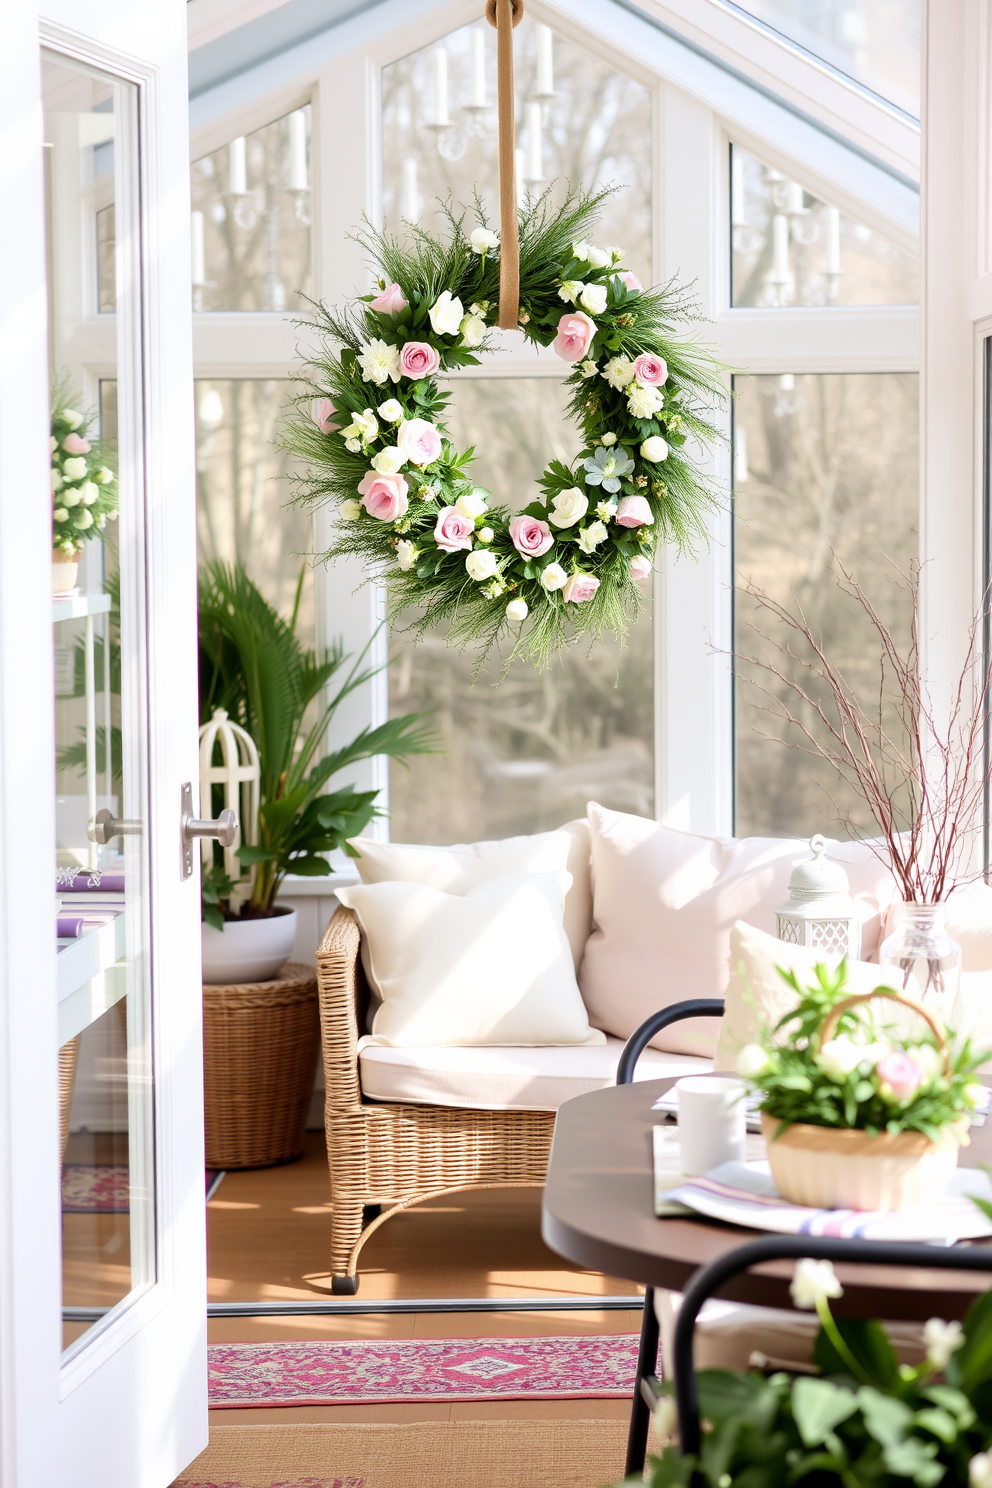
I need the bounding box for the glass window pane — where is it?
[44,48,155,1355]
[733,372,918,839]
[388,378,654,842]
[382,20,651,272]
[728,1,920,116]
[731,145,918,307]
[195,379,313,637]
[190,107,312,312]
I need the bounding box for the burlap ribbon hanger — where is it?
[485,0,523,328]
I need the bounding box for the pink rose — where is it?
[633,353,667,387]
[434,506,475,553]
[371,282,408,315]
[618,270,641,293]
[616,495,654,529]
[876,1052,924,1103]
[562,573,600,604]
[63,433,91,454]
[553,311,597,364]
[399,342,440,379]
[311,397,337,433]
[397,418,442,468]
[630,555,653,581]
[357,470,409,522]
[509,515,554,558]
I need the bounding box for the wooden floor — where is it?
[206,1131,641,1426]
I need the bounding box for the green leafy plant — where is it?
[198,561,439,921]
[735,964,986,1140]
[51,380,118,554]
[622,1260,992,1488]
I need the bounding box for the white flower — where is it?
[627,384,665,418]
[603,357,635,391]
[75,509,94,529]
[576,521,608,554]
[923,1318,964,1370]
[579,359,598,379]
[63,457,87,480]
[377,398,403,423]
[371,445,405,475]
[641,436,669,462]
[585,245,611,269]
[345,438,362,453]
[353,408,378,441]
[61,488,81,508]
[483,580,506,598]
[429,290,464,336]
[469,302,488,316]
[579,283,608,315]
[478,527,494,543]
[965,1080,986,1107]
[96,466,113,485]
[571,240,591,261]
[77,481,98,506]
[506,598,529,623]
[53,507,68,523]
[358,339,401,385]
[596,498,619,521]
[396,539,418,570]
[455,489,488,519]
[62,408,83,430]
[470,227,499,254]
[548,488,589,529]
[970,1453,992,1488]
[607,245,625,263]
[790,1259,843,1311]
[912,1043,942,1081]
[601,432,617,447]
[341,499,362,520]
[652,1394,677,1442]
[460,313,487,347]
[466,549,498,581]
[816,1036,864,1084]
[540,562,568,591]
[736,1043,771,1079]
[558,280,582,304]
[51,469,63,491]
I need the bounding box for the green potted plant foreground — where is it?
[197,561,437,982]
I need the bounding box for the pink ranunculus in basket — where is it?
[618,270,642,293]
[633,353,668,387]
[63,433,91,454]
[562,572,600,603]
[509,515,554,558]
[399,341,440,379]
[397,418,442,468]
[434,505,475,553]
[371,281,408,315]
[357,470,409,522]
[876,1051,924,1103]
[311,397,337,433]
[615,495,654,528]
[553,311,597,364]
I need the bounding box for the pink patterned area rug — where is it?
[180,1481,360,1488]
[62,1165,223,1212]
[207,1335,638,1408]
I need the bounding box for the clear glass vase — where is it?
[878,903,961,1021]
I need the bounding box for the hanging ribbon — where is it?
[485,0,523,329]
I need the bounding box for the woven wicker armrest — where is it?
[316,906,365,1110]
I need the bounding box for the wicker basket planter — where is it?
[761,1112,965,1211]
[202,962,320,1169]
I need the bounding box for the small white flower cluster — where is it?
[601,355,670,437]
[51,404,116,553]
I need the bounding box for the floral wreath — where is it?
[284,191,724,668]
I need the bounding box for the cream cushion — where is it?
[579,804,897,1058]
[348,820,593,971]
[943,882,992,972]
[358,1036,711,1111]
[336,873,604,1048]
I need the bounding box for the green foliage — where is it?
[56,565,122,784]
[278,188,726,670]
[198,561,439,917]
[742,962,987,1140]
[51,378,118,554]
[622,1287,992,1488]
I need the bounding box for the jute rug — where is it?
[172,1419,628,1488]
[208,1335,638,1407]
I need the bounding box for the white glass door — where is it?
[0,4,206,1484]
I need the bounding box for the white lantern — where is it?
[197,708,260,881]
[774,835,862,959]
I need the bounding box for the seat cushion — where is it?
[358,1037,712,1112]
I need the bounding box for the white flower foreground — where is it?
[281,191,725,668]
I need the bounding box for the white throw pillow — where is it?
[578,804,897,1057]
[336,872,605,1048]
[348,820,593,971]
[942,882,992,972]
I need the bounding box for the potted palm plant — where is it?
[197,561,437,982]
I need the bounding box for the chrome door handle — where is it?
[180,780,238,880]
[88,808,142,844]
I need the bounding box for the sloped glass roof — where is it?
[728,0,920,117]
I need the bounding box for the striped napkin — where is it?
[653,1125,992,1241]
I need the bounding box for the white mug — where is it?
[676,1075,747,1176]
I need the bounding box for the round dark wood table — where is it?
[541,1076,992,1321]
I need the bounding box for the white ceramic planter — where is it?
[762,1112,964,1212]
[201,906,297,985]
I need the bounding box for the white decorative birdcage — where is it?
[197,708,259,881]
[774,835,862,959]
